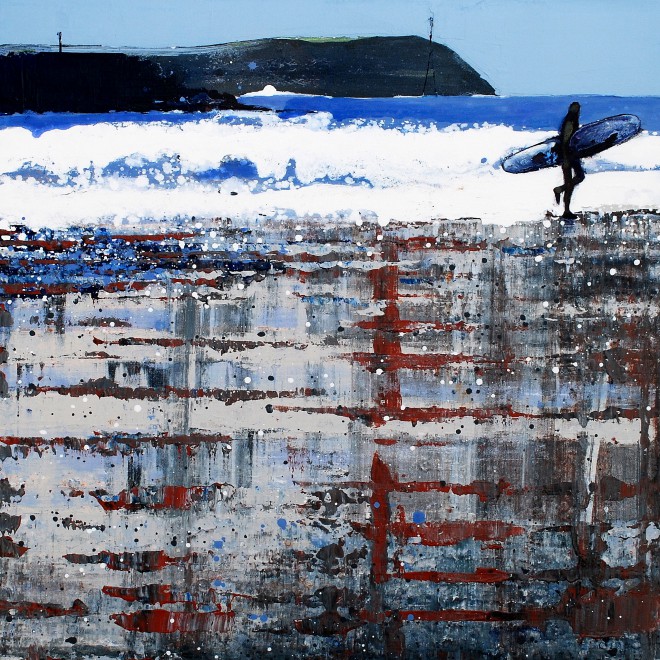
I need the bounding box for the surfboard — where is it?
[501,114,642,174]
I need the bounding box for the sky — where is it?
[1,0,658,96]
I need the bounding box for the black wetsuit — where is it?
[553,104,585,219]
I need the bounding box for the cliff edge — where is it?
[0,36,495,113]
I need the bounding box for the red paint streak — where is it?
[558,585,660,638]
[369,454,394,585]
[0,598,87,618]
[0,238,77,251]
[101,231,196,244]
[353,454,518,593]
[400,236,486,253]
[0,232,195,252]
[349,478,512,511]
[398,477,513,500]
[406,439,449,448]
[394,582,660,637]
[352,351,478,371]
[388,520,524,546]
[363,245,408,440]
[373,433,510,575]
[303,463,514,502]
[394,568,511,584]
[90,483,231,512]
[371,265,398,302]
[356,319,475,333]
[295,250,348,264]
[111,609,234,633]
[170,276,227,286]
[1,283,80,296]
[24,258,71,266]
[0,431,233,451]
[24,647,66,660]
[0,536,28,557]
[599,474,638,500]
[372,330,401,356]
[369,260,404,415]
[30,381,321,406]
[619,482,637,499]
[102,584,175,604]
[63,550,194,572]
[279,403,542,427]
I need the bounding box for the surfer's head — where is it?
[569,102,580,116]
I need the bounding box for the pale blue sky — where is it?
[1,0,658,95]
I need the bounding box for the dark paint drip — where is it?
[90,483,235,512]
[64,550,195,572]
[95,335,307,354]
[0,430,236,456]
[111,608,234,633]
[28,380,323,405]
[0,512,21,533]
[102,584,176,605]
[387,518,525,547]
[0,478,25,503]
[0,598,87,619]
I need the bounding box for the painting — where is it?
[0,2,659,657]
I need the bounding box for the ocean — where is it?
[0,94,658,229]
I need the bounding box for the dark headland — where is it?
[0,36,495,113]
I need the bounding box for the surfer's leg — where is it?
[562,183,578,218]
[571,159,585,186]
[554,185,562,205]
[554,163,571,206]
[561,160,584,218]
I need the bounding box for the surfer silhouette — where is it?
[553,102,585,219]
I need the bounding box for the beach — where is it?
[1,97,659,657]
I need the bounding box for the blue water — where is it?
[1,95,659,136]
[241,94,660,131]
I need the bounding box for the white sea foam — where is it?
[0,111,658,229]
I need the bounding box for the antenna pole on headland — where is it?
[57,32,63,53]
[422,15,437,96]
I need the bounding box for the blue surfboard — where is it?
[502,114,642,174]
